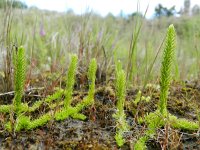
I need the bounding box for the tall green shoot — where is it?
[74,58,97,111]
[113,62,128,147]
[134,24,176,149]
[87,58,97,103]
[159,24,176,115]
[64,55,78,109]
[13,46,26,114]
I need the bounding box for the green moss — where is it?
[115,131,125,147]
[0,105,12,113]
[134,136,148,150]
[71,113,86,120]
[5,121,12,132]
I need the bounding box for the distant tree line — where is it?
[154,0,200,18]
[155,4,176,17]
[0,0,27,9]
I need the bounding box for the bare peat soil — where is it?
[0,80,200,150]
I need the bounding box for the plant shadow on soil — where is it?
[0,79,200,150]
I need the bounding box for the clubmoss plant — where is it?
[71,58,97,119]
[169,115,198,130]
[64,55,78,109]
[113,67,129,147]
[15,115,30,132]
[28,101,44,112]
[159,24,175,115]
[44,89,64,103]
[28,88,64,112]
[72,58,97,118]
[115,70,126,117]
[4,46,27,132]
[6,112,53,132]
[134,24,199,150]
[86,58,97,103]
[134,24,174,149]
[28,112,52,130]
[55,58,97,121]
[13,46,26,114]
[54,55,78,120]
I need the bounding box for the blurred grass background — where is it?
[0,0,200,92]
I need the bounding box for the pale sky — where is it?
[22,0,200,18]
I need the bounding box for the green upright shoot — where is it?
[64,55,78,109]
[74,58,97,111]
[159,24,176,115]
[113,65,128,147]
[13,46,26,114]
[86,58,97,103]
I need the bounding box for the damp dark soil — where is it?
[0,80,200,150]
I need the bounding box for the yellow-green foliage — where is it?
[113,69,128,147]
[44,89,64,103]
[13,46,26,114]
[5,122,12,132]
[87,58,97,102]
[159,24,176,115]
[54,55,78,121]
[15,115,30,132]
[28,88,63,112]
[28,113,52,129]
[115,70,126,116]
[0,89,63,114]
[17,103,29,113]
[55,58,97,121]
[115,131,125,147]
[64,55,78,109]
[0,105,11,113]
[28,89,64,112]
[133,91,151,107]
[145,110,165,136]
[55,107,74,121]
[28,101,43,112]
[71,58,97,119]
[134,136,148,150]
[134,24,198,149]
[72,58,97,111]
[169,115,199,130]
[8,113,52,131]
[0,103,29,114]
[136,108,199,149]
[115,60,122,77]
[133,90,142,106]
